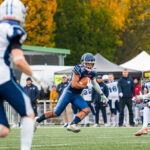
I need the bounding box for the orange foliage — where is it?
[0,0,57,47]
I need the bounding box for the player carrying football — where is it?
[36,53,108,132]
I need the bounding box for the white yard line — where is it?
[0,144,71,149]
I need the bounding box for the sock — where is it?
[112,116,115,125]
[70,116,81,125]
[143,107,150,128]
[107,115,111,126]
[85,115,89,124]
[81,118,85,124]
[37,114,45,123]
[115,113,119,124]
[0,125,2,135]
[21,118,34,150]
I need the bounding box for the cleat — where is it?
[34,117,39,132]
[63,123,68,128]
[67,124,80,133]
[93,124,99,128]
[142,128,148,135]
[135,128,148,136]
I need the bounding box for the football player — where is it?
[135,91,150,136]
[0,0,47,150]
[107,74,120,127]
[36,53,108,132]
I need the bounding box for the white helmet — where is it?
[102,75,108,81]
[0,0,26,27]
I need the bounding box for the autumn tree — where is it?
[115,0,150,64]
[0,0,57,47]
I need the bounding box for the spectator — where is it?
[24,77,39,116]
[50,85,58,111]
[56,74,73,127]
[40,87,50,100]
[92,75,109,127]
[118,69,136,127]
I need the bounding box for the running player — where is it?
[36,53,108,133]
[0,0,47,150]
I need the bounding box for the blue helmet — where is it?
[81,53,95,71]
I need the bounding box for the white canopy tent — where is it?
[120,51,150,71]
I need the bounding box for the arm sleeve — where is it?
[91,78,103,95]
[10,35,22,51]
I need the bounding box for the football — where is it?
[79,77,90,86]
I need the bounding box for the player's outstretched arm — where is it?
[91,78,103,95]
[91,78,108,103]
[11,49,48,89]
[71,73,86,89]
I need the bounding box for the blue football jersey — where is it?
[67,65,97,94]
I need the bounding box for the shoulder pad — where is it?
[73,65,81,75]
[7,25,27,44]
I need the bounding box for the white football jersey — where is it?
[107,80,119,100]
[0,20,26,85]
[82,80,93,101]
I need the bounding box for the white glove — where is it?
[119,92,123,98]
[137,94,144,100]
[132,96,136,101]
[101,95,108,103]
[31,72,48,91]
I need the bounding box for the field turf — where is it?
[0,126,150,150]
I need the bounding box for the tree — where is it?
[115,0,150,64]
[0,0,57,47]
[54,0,122,65]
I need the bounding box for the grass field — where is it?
[0,126,150,150]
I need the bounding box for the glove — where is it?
[101,95,108,103]
[31,72,48,92]
[137,94,144,100]
[132,96,137,101]
[119,92,123,98]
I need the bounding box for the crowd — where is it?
[12,69,150,128]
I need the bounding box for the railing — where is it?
[4,100,64,125]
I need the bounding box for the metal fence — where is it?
[4,100,64,125]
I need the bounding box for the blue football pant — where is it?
[0,80,33,128]
[54,89,89,116]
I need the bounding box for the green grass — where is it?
[0,127,150,150]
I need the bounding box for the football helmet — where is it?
[102,75,108,82]
[81,53,95,72]
[0,0,27,27]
